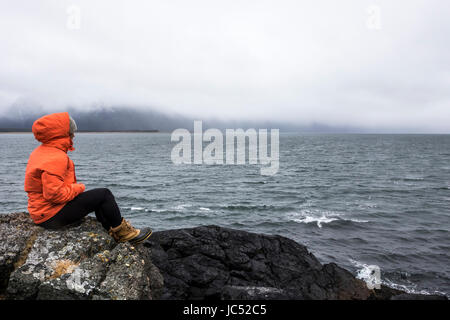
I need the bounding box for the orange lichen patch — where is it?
[97,251,110,263]
[49,259,79,279]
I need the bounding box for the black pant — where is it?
[38,188,123,230]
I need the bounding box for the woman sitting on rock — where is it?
[24,112,152,244]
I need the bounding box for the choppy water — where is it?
[0,132,449,296]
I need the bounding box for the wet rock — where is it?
[145,225,372,299]
[0,212,163,300]
[144,225,447,300]
[368,285,448,300]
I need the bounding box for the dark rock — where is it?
[144,225,447,300]
[144,225,372,299]
[367,284,405,300]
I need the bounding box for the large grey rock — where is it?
[0,212,163,300]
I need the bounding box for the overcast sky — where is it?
[0,0,449,132]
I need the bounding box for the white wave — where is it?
[288,209,368,228]
[295,215,339,228]
[130,207,145,211]
[349,259,447,296]
[349,218,370,223]
[199,207,211,211]
[404,176,425,181]
[350,259,382,289]
[173,204,192,211]
[382,278,447,296]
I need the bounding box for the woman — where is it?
[24,112,152,245]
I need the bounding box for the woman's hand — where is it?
[76,183,86,193]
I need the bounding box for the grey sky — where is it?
[0,0,449,132]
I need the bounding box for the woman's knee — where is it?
[102,188,112,194]
[101,188,114,199]
[94,187,112,196]
[88,187,113,200]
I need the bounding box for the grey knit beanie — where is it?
[69,116,77,134]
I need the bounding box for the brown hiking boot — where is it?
[108,218,152,244]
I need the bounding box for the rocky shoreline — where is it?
[0,212,446,300]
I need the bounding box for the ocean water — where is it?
[0,132,449,296]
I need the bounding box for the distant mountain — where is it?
[0,106,363,133]
[0,107,186,132]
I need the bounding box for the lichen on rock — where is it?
[0,212,163,300]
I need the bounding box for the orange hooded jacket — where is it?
[24,112,85,224]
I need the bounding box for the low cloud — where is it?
[0,0,449,132]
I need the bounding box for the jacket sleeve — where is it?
[41,156,85,204]
[42,171,85,204]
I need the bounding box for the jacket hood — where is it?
[32,112,75,152]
